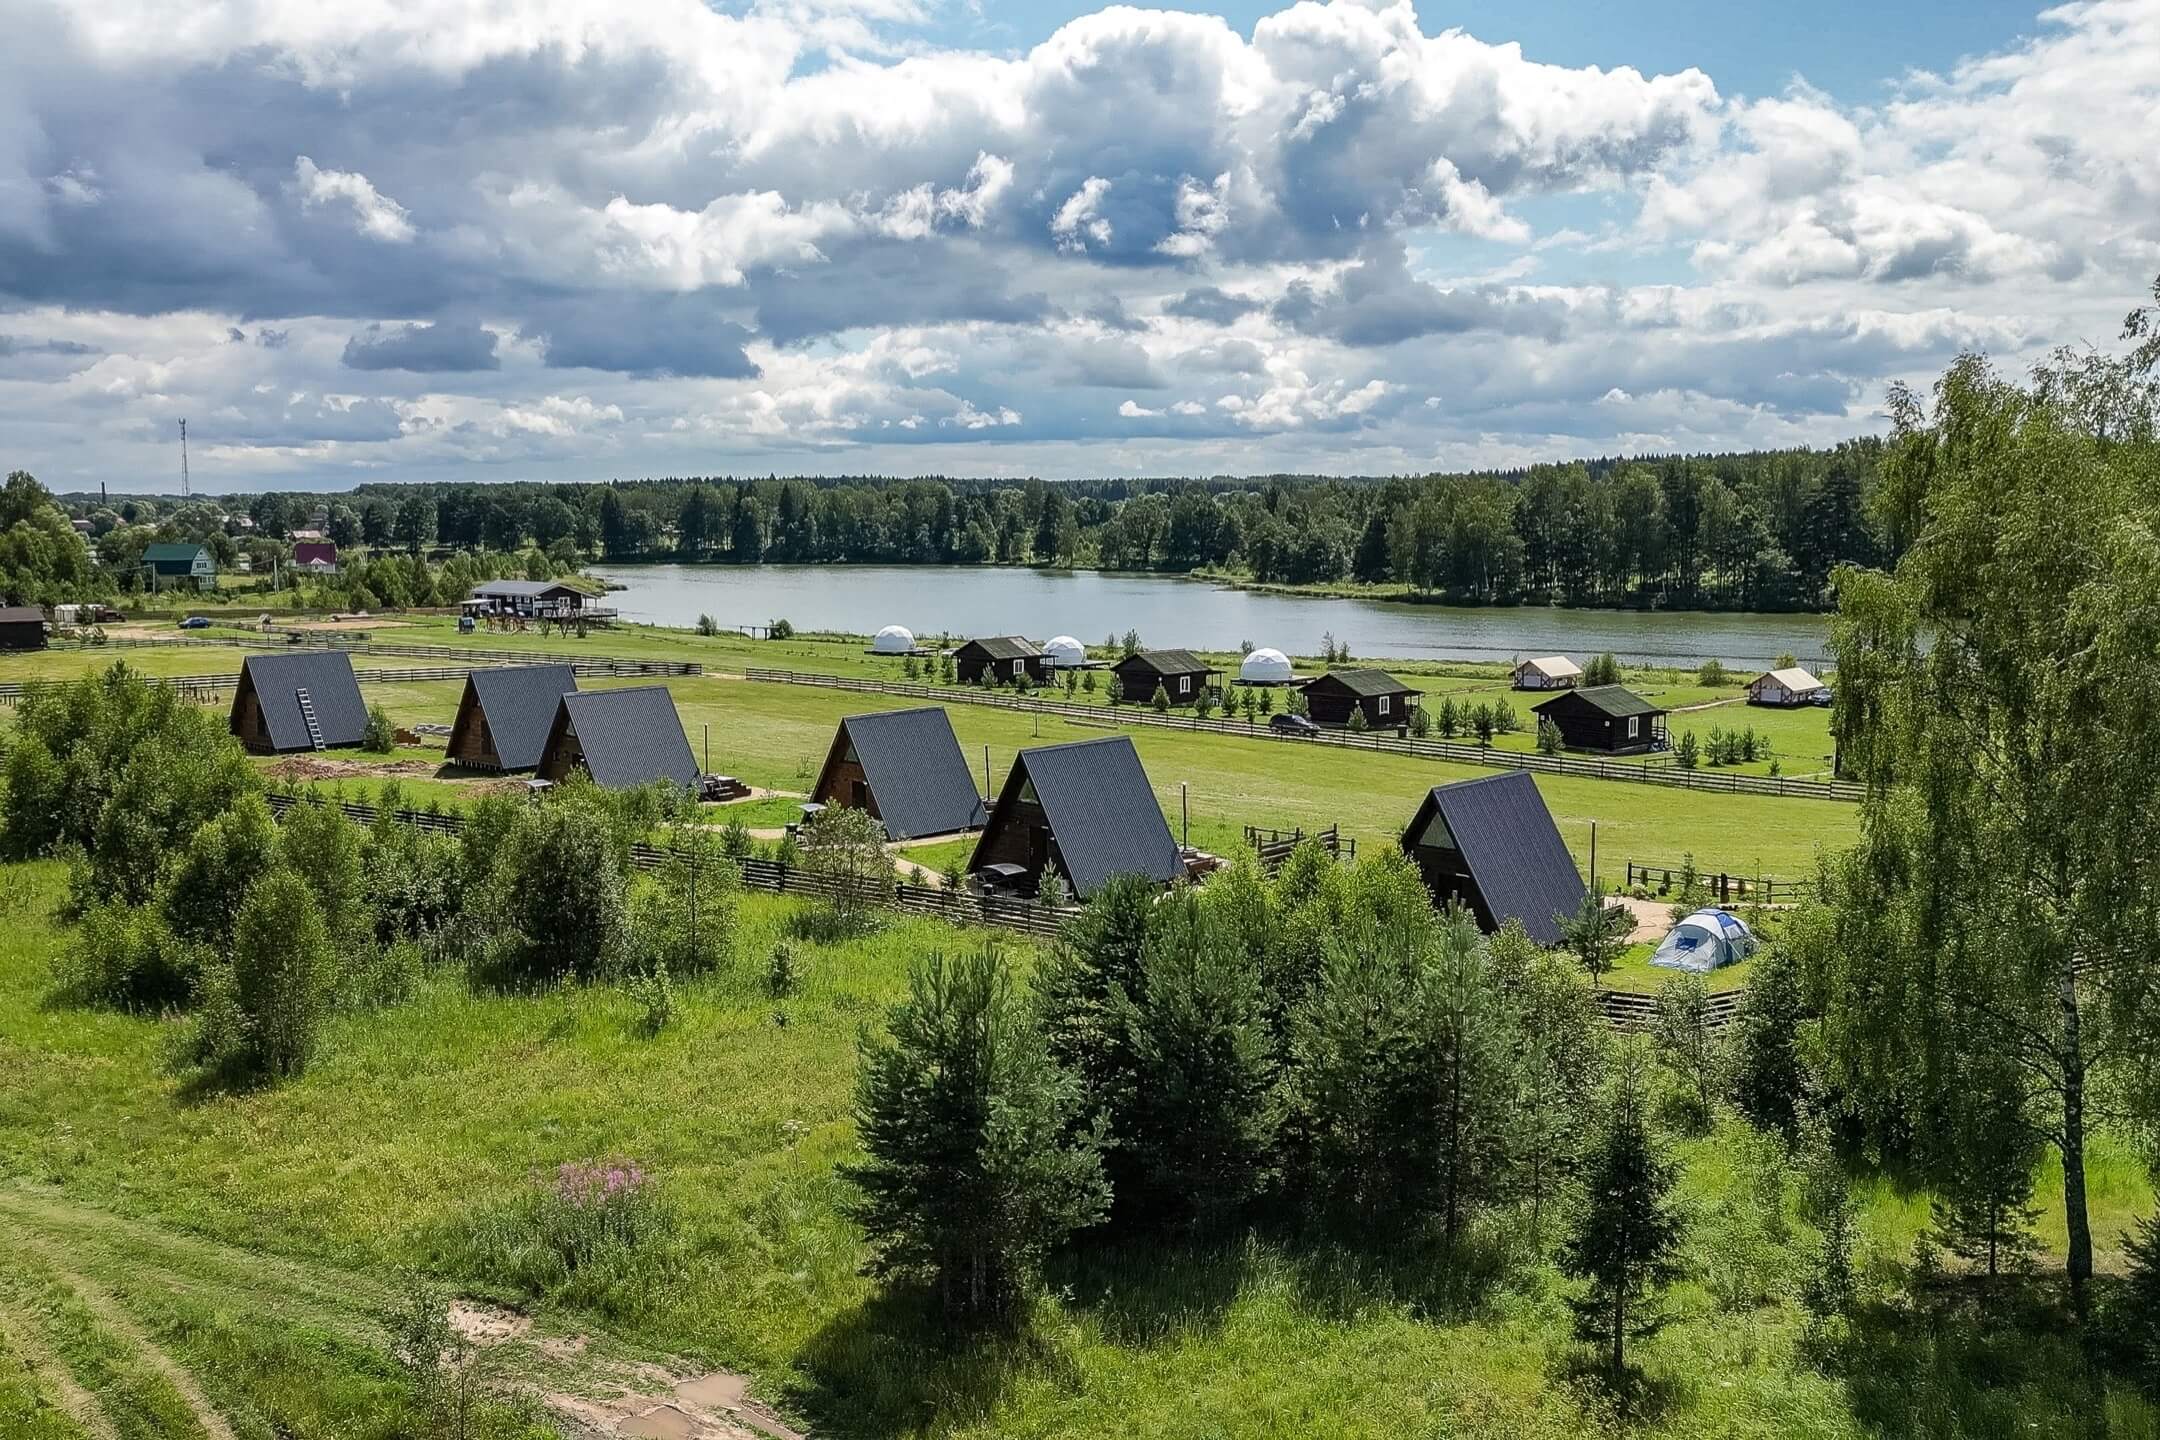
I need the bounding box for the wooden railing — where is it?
[1244,823,1356,870]
[1623,860,1814,905]
[0,654,700,705]
[741,667,1861,803]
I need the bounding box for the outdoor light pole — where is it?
[1589,819,1598,895]
[1181,782,1189,849]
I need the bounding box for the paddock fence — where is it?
[0,654,699,705]
[740,667,1862,804]
[1623,860,1815,905]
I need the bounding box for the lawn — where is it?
[0,860,2151,1439]
[1,635,1855,879]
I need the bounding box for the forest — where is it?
[44,440,1891,614]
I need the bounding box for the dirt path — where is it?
[0,1185,807,1440]
[0,1301,121,1440]
[8,1227,238,1440]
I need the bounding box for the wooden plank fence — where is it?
[1597,986,1745,1033]
[1244,823,1356,870]
[741,667,1861,804]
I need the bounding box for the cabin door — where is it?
[851,779,868,808]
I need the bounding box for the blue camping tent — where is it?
[1650,907,1758,973]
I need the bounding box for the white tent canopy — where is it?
[1239,647,1294,683]
[1044,635,1086,667]
[871,625,916,654]
[1651,907,1758,972]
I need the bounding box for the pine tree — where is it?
[1537,715,1563,755]
[1558,891,1631,987]
[1110,891,1278,1228]
[845,946,1107,1329]
[2117,1211,2160,1391]
[1927,1056,2041,1286]
[1563,1060,1685,1377]
[1731,944,1809,1139]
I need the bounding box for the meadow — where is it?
[0,860,2151,1439]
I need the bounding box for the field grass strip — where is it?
[0,1302,120,1440]
[6,1227,238,1440]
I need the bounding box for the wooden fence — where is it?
[1623,859,1814,905]
[1244,823,1356,870]
[262,792,1073,940]
[0,654,699,705]
[741,667,1861,804]
[1596,986,1745,1033]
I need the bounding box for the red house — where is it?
[293,541,338,572]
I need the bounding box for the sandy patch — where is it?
[448,1299,531,1345]
[544,1361,805,1440]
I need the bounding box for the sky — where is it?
[0,0,2154,494]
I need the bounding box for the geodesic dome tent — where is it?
[1239,647,1294,683]
[1650,907,1758,973]
[1044,635,1086,667]
[871,624,916,655]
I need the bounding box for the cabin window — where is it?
[1013,659,1024,677]
[1179,675,1191,695]
[1377,694,1390,716]
[1627,716,1640,738]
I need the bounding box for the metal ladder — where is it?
[294,686,325,750]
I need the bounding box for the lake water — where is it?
[591,564,1833,668]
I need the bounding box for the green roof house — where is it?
[143,542,217,586]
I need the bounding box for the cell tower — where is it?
[178,418,190,499]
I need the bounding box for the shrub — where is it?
[627,964,678,1037]
[160,793,279,949]
[1537,715,1563,755]
[1409,704,1431,737]
[695,613,720,637]
[1583,652,1622,686]
[720,817,754,859]
[792,804,888,941]
[183,869,333,1082]
[1150,685,1170,713]
[1347,705,1370,733]
[767,941,801,998]
[361,704,398,754]
[1652,974,1724,1133]
[476,790,632,986]
[60,902,199,1010]
[1697,659,1729,686]
[768,618,795,640]
[630,847,738,977]
[1081,669,1097,694]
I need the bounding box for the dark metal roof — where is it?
[1534,684,1664,719]
[465,664,579,771]
[1301,667,1421,698]
[471,580,582,600]
[1114,648,1217,676]
[144,542,211,572]
[1013,736,1181,898]
[956,636,1043,662]
[237,651,368,751]
[0,606,45,625]
[836,708,984,839]
[1401,771,1585,946]
[553,686,698,789]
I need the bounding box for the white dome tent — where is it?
[1044,635,1086,668]
[1239,647,1294,684]
[1650,908,1758,973]
[870,625,916,655]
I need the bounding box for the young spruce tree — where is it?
[846,945,1107,1329]
[1562,1058,1685,1378]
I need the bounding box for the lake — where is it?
[590,564,1833,668]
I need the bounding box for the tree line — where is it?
[46,440,1895,614]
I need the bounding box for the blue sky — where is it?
[944,0,2045,102]
[0,0,2152,491]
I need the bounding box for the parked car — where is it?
[179,615,211,629]
[1269,712,1320,736]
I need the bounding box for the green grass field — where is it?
[0,860,2150,1438]
[2,627,1854,879]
